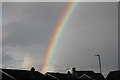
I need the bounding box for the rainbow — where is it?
[42,1,79,73]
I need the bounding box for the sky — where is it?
[1,0,120,2]
[2,2,118,76]
[0,2,2,68]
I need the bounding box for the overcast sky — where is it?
[1,0,120,2]
[2,2,118,76]
[0,2,2,68]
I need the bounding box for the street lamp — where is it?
[95,54,102,74]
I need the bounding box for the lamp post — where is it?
[95,54,102,74]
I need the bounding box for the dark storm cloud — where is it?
[2,2,118,76]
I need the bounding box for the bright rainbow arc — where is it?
[42,1,79,73]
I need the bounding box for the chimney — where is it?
[67,71,71,79]
[72,67,78,78]
[72,67,76,74]
[30,67,35,78]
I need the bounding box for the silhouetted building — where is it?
[71,67,105,80]
[0,67,106,80]
[44,67,105,80]
[106,70,120,80]
[0,68,47,80]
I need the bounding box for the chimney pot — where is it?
[72,67,76,73]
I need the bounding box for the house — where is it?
[45,67,105,80]
[106,70,120,80]
[0,67,105,80]
[71,67,105,80]
[0,67,47,80]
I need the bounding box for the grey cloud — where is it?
[2,51,23,68]
[2,45,45,70]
